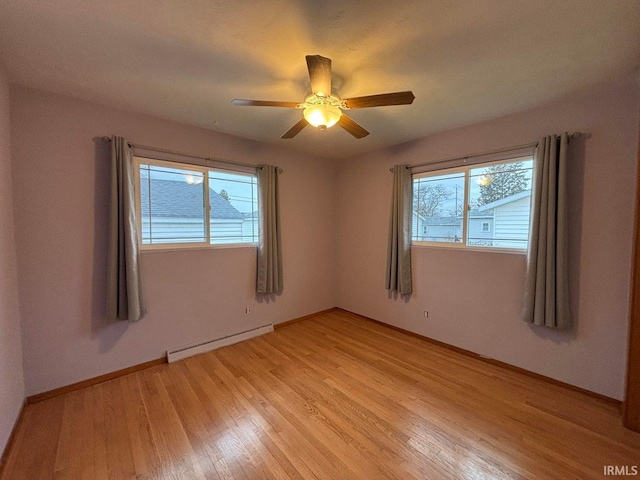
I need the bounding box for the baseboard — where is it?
[274,307,338,329]
[335,308,622,408]
[26,357,167,405]
[0,398,27,477]
[167,323,274,363]
[24,305,619,410]
[24,308,338,405]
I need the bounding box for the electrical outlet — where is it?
[424,311,429,318]
[246,306,251,314]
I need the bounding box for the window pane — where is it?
[412,171,465,243]
[139,164,206,244]
[468,158,533,249]
[208,170,258,244]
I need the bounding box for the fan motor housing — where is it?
[301,94,344,129]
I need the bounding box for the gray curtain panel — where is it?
[106,136,144,322]
[257,165,283,294]
[522,134,572,330]
[386,165,412,295]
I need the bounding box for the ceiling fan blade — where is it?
[343,91,415,109]
[281,118,308,139]
[232,99,299,107]
[306,55,332,97]
[337,114,369,139]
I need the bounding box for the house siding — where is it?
[211,219,245,243]
[413,213,494,244]
[242,217,259,242]
[493,195,531,248]
[467,216,494,245]
[142,218,244,244]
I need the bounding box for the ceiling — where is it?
[0,1,639,159]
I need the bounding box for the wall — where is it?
[335,78,639,400]
[0,68,25,453]
[10,86,337,396]
[9,77,639,401]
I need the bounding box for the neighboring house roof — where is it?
[422,216,460,226]
[140,179,244,219]
[413,210,494,223]
[469,208,493,218]
[477,190,531,211]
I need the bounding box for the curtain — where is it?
[522,134,571,330]
[386,165,412,295]
[106,137,144,321]
[257,165,283,293]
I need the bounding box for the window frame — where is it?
[134,156,259,252]
[411,155,532,254]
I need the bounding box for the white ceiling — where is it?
[1,1,639,159]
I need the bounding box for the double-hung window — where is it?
[135,157,258,249]
[412,156,533,250]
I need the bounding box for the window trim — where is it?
[134,156,259,251]
[411,155,532,253]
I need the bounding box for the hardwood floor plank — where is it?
[1,396,66,480]
[120,374,161,479]
[231,368,347,480]
[91,383,109,480]
[328,316,637,470]
[235,342,411,479]
[181,358,256,479]
[250,337,454,479]
[195,356,279,480]
[137,367,202,479]
[104,377,137,479]
[275,321,520,479]
[53,389,96,479]
[324,319,593,477]
[213,350,359,479]
[3,311,640,479]
[187,352,306,480]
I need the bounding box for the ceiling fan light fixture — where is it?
[477,174,493,186]
[303,103,342,129]
[184,173,204,185]
[232,55,414,139]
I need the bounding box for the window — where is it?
[412,156,533,250]
[135,157,258,249]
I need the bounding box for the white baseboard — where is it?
[166,323,274,363]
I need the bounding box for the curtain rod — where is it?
[100,136,283,173]
[390,132,584,172]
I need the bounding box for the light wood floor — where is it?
[3,310,640,479]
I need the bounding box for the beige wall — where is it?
[6,76,639,403]
[0,68,25,453]
[10,86,337,396]
[335,78,640,400]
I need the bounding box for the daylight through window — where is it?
[136,157,258,248]
[412,157,533,250]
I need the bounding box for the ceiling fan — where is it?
[232,55,415,139]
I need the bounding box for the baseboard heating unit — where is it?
[166,323,274,363]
